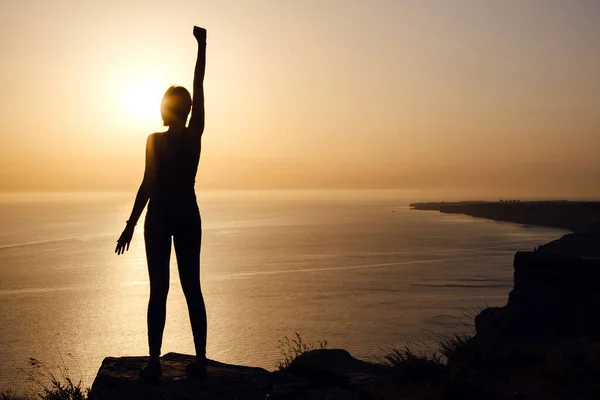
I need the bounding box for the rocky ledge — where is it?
[88,349,396,400]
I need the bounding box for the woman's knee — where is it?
[149,284,169,303]
[181,281,203,300]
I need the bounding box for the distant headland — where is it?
[409,200,600,233]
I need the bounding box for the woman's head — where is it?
[161,86,192,126]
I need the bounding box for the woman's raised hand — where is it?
[193,26,207,42]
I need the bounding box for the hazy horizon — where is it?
[1,1,599,198]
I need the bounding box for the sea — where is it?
[0,190,567,390]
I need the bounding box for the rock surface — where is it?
[89,352,275,399]
[88,349,398,400]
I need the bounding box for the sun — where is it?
[123,79,165,124]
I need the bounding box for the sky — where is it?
[1,0,599,198]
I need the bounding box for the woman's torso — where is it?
[147,129,200,218]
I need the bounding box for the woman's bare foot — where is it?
[139,357,162,381]
[186,355,207,378]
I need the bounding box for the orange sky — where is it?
[1,1,599,198]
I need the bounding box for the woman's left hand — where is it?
[115,224,135,255]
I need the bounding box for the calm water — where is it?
[0,190,566,389]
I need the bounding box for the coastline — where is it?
[409,200,600,233]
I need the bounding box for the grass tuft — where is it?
[377,342,445,382]
[1,357,89,400]
[436,333,473,361]
[277,332,328,370]
[37,377,88,400]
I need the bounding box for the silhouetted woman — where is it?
[115,26,207,380]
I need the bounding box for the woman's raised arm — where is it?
[188,26,207,138]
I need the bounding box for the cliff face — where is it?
[476,233,600,343]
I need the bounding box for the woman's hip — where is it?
[145,207,201,235]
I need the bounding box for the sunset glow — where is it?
[0,1,599,198]
[122,79,164,125]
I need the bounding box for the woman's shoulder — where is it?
[147,131,169,143]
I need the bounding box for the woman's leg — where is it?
[144,219,172,359]
[173,211,207,358]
